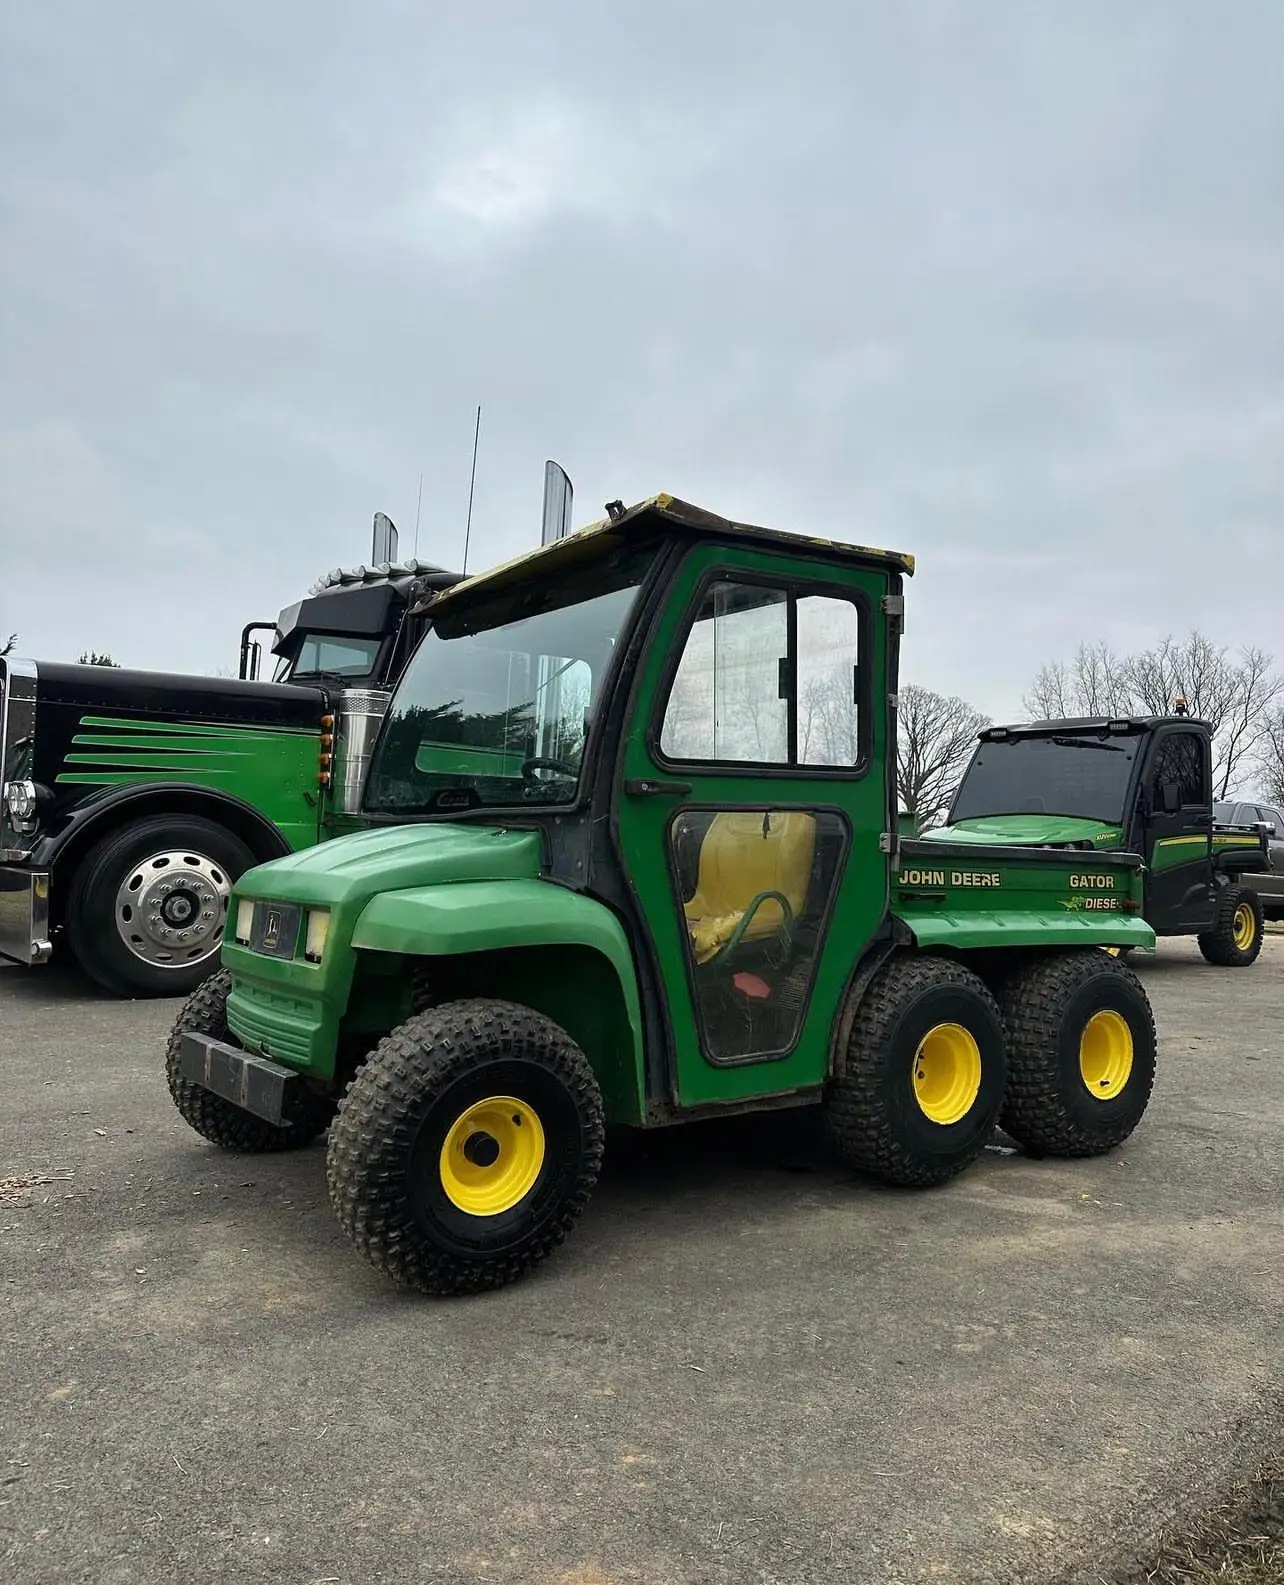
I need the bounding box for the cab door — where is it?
[613,544,894,1110]
[1142,726,1215,932]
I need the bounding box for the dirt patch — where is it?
[1110,1460,1284,1584]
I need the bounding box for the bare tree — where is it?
[1025,630,1281,799]
[1,632,15,657]
[1256,708,1284,805]
[1025,641,1132,719]
[896,685,991,829]
[78,650,120,667]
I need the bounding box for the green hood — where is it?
[921,815,1125,849]
[234,821,543,909]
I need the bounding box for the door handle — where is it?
[624,778,692,798]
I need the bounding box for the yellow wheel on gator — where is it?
[822,955,1008,1188]
[1078,1009,1134,1101]
[912,1023,983,1125]
[1197,885,1264,968]
[439,1096,546,1216]
[996,950,1156,1158]
[325,999,606,1296]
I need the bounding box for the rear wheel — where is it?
[823,955,1008,1187]
[326,999,606,1295]
[1197,885,1263,967]
[68,814,254,997]
[165,971,335,1152]
[996,950,1156,1157]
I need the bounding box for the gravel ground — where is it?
[2,938,1283,1585]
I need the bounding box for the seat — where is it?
[683,810,817,966]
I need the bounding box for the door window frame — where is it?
[646,567,874,781]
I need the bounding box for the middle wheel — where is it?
[823,954,1008,1187]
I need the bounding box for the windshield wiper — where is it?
[1049,736,1125,753]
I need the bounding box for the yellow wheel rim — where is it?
[1078,1010,1134,1101]
[1233,903,1256,952]
[912,1023,983,1125]
[439,1096,545,1216]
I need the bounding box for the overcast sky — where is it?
[2,1,1280,722]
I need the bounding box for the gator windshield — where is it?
[950,733,1142,824]
[362,547,652,815]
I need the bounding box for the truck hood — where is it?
[919,815,1125,849]
[233,821,543,909]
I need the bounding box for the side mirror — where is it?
[1160,782,1182,815]
[1263,822,1277,837]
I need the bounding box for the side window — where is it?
[661,583,788,763]
[798,596,862,767]
[1150,732,1206,808]
[659,579,865,770]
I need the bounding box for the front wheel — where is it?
[326,999,606,1296]
[823,955,1008,1188]
[997,950,1156,1158]
[1197,885,1264,967]
[68,814,255,997]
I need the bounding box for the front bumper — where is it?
[178,1032,301,1126]
[0,867,52,965]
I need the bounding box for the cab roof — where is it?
[413,493,915,616]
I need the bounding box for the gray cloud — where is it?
[2,1,1281,726]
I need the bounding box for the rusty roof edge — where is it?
[412,493,915,614]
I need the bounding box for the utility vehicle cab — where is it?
[169,495,1161,1296]
[927,714,1270,965]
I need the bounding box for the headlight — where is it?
[3,779,36,822]
[235,898,254,945]
[304,908,330,963]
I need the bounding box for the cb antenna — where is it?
[412,471,423,560]
[462,404,481,576]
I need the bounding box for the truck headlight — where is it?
[3,779,37,825]
[304,908,330,963]
[235,899,254,945]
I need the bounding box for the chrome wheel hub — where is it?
[114,849,231,969]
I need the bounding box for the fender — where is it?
[352,879,647,1124]
[31,781,300,877]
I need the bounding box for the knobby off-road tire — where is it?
[326,999,606,1297]
[1197,885,1264,968]
[165,970,335,1152]
[823,955,1008,1188]
[996,950,1156,1158]
[68,813,254,998]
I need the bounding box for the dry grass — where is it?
[1110,1461,1284,1584]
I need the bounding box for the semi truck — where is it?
[0,514,460,997]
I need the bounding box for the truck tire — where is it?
[996,950,1156,1158]
[326,999,606,1296]
[1196,885,1264,968]
[67,814,255,997]
[165,971,335,1151]
[823,955,1008,1188]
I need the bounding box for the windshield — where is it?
[363,550,650,815]
[273,634,384,683]
[950,733,1142,824]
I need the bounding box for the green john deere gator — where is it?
[923,714,1272,967]
[166,495,1160,1295]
